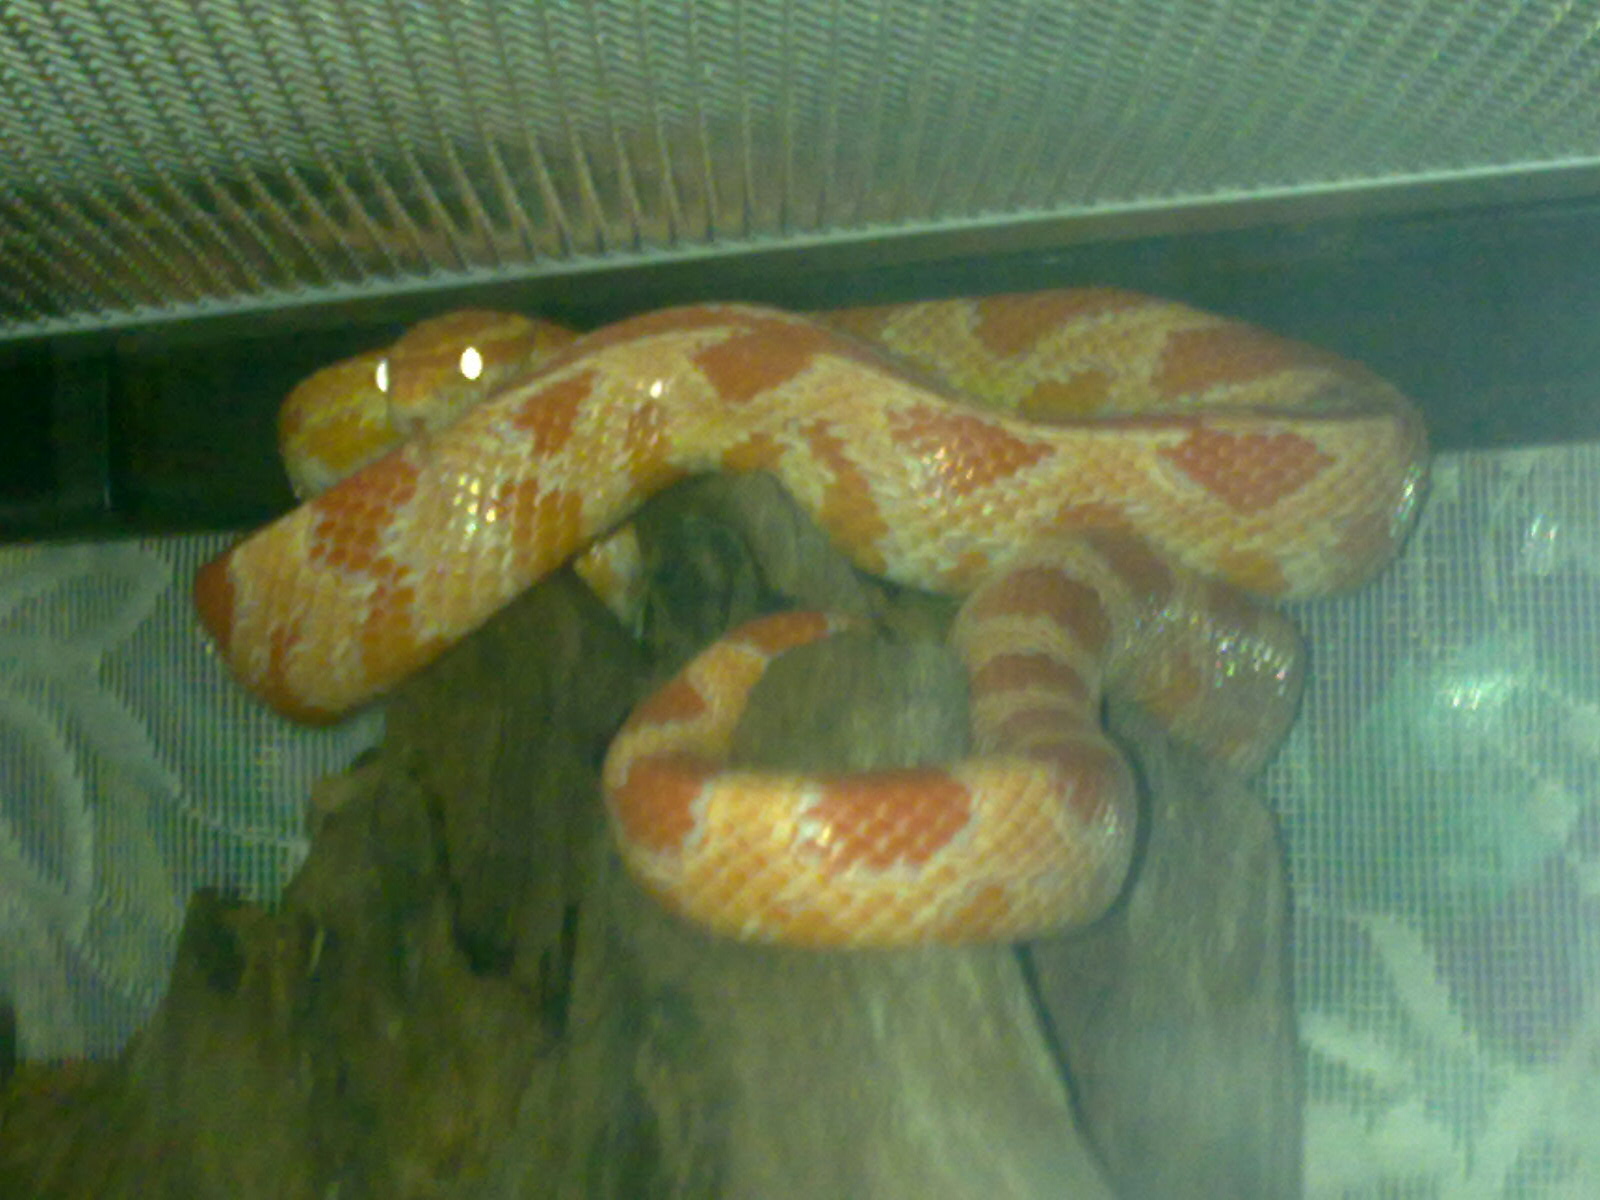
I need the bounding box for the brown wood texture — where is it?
[0,474,1297,1197]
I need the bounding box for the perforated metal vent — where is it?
[4,0,1600,336]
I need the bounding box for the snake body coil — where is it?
[197,290,1426,945]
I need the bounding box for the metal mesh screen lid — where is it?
[3,0,1600,336]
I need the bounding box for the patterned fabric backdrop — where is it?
[0,536,380,1058]
[2,441,1597,1197]
[1271,444,1600,1198]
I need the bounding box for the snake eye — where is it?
[374,357,390,394]
[459,345,484,381]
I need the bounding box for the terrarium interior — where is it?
[2,3,1599,1198]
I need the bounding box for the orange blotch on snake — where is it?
[1079,528,1175,603]
[507,370,591,455]
[970,653,1090,708]
[888,405,1051,498]
[969,568,1112,657]
[357,575,435,686]
[989,705,1084,752]
[609,752,712,853]
[802,421,890,573]
[490,478,586,574]
[1159,427,1333,513]
[797,768,972,872]
[307,456,423,573]
[691,319,840,405]
[630,676,710,727]
[735,610,837,658]
[1154,323,1335,396]
[720,431,784,472]
[972,289,1146,359]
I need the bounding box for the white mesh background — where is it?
[3,0,1600,336]
[3,443,1598,1195]
[1273,445,1600,1198]
[0,535,380,1059]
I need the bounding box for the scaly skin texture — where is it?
[198,290,1428,946]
